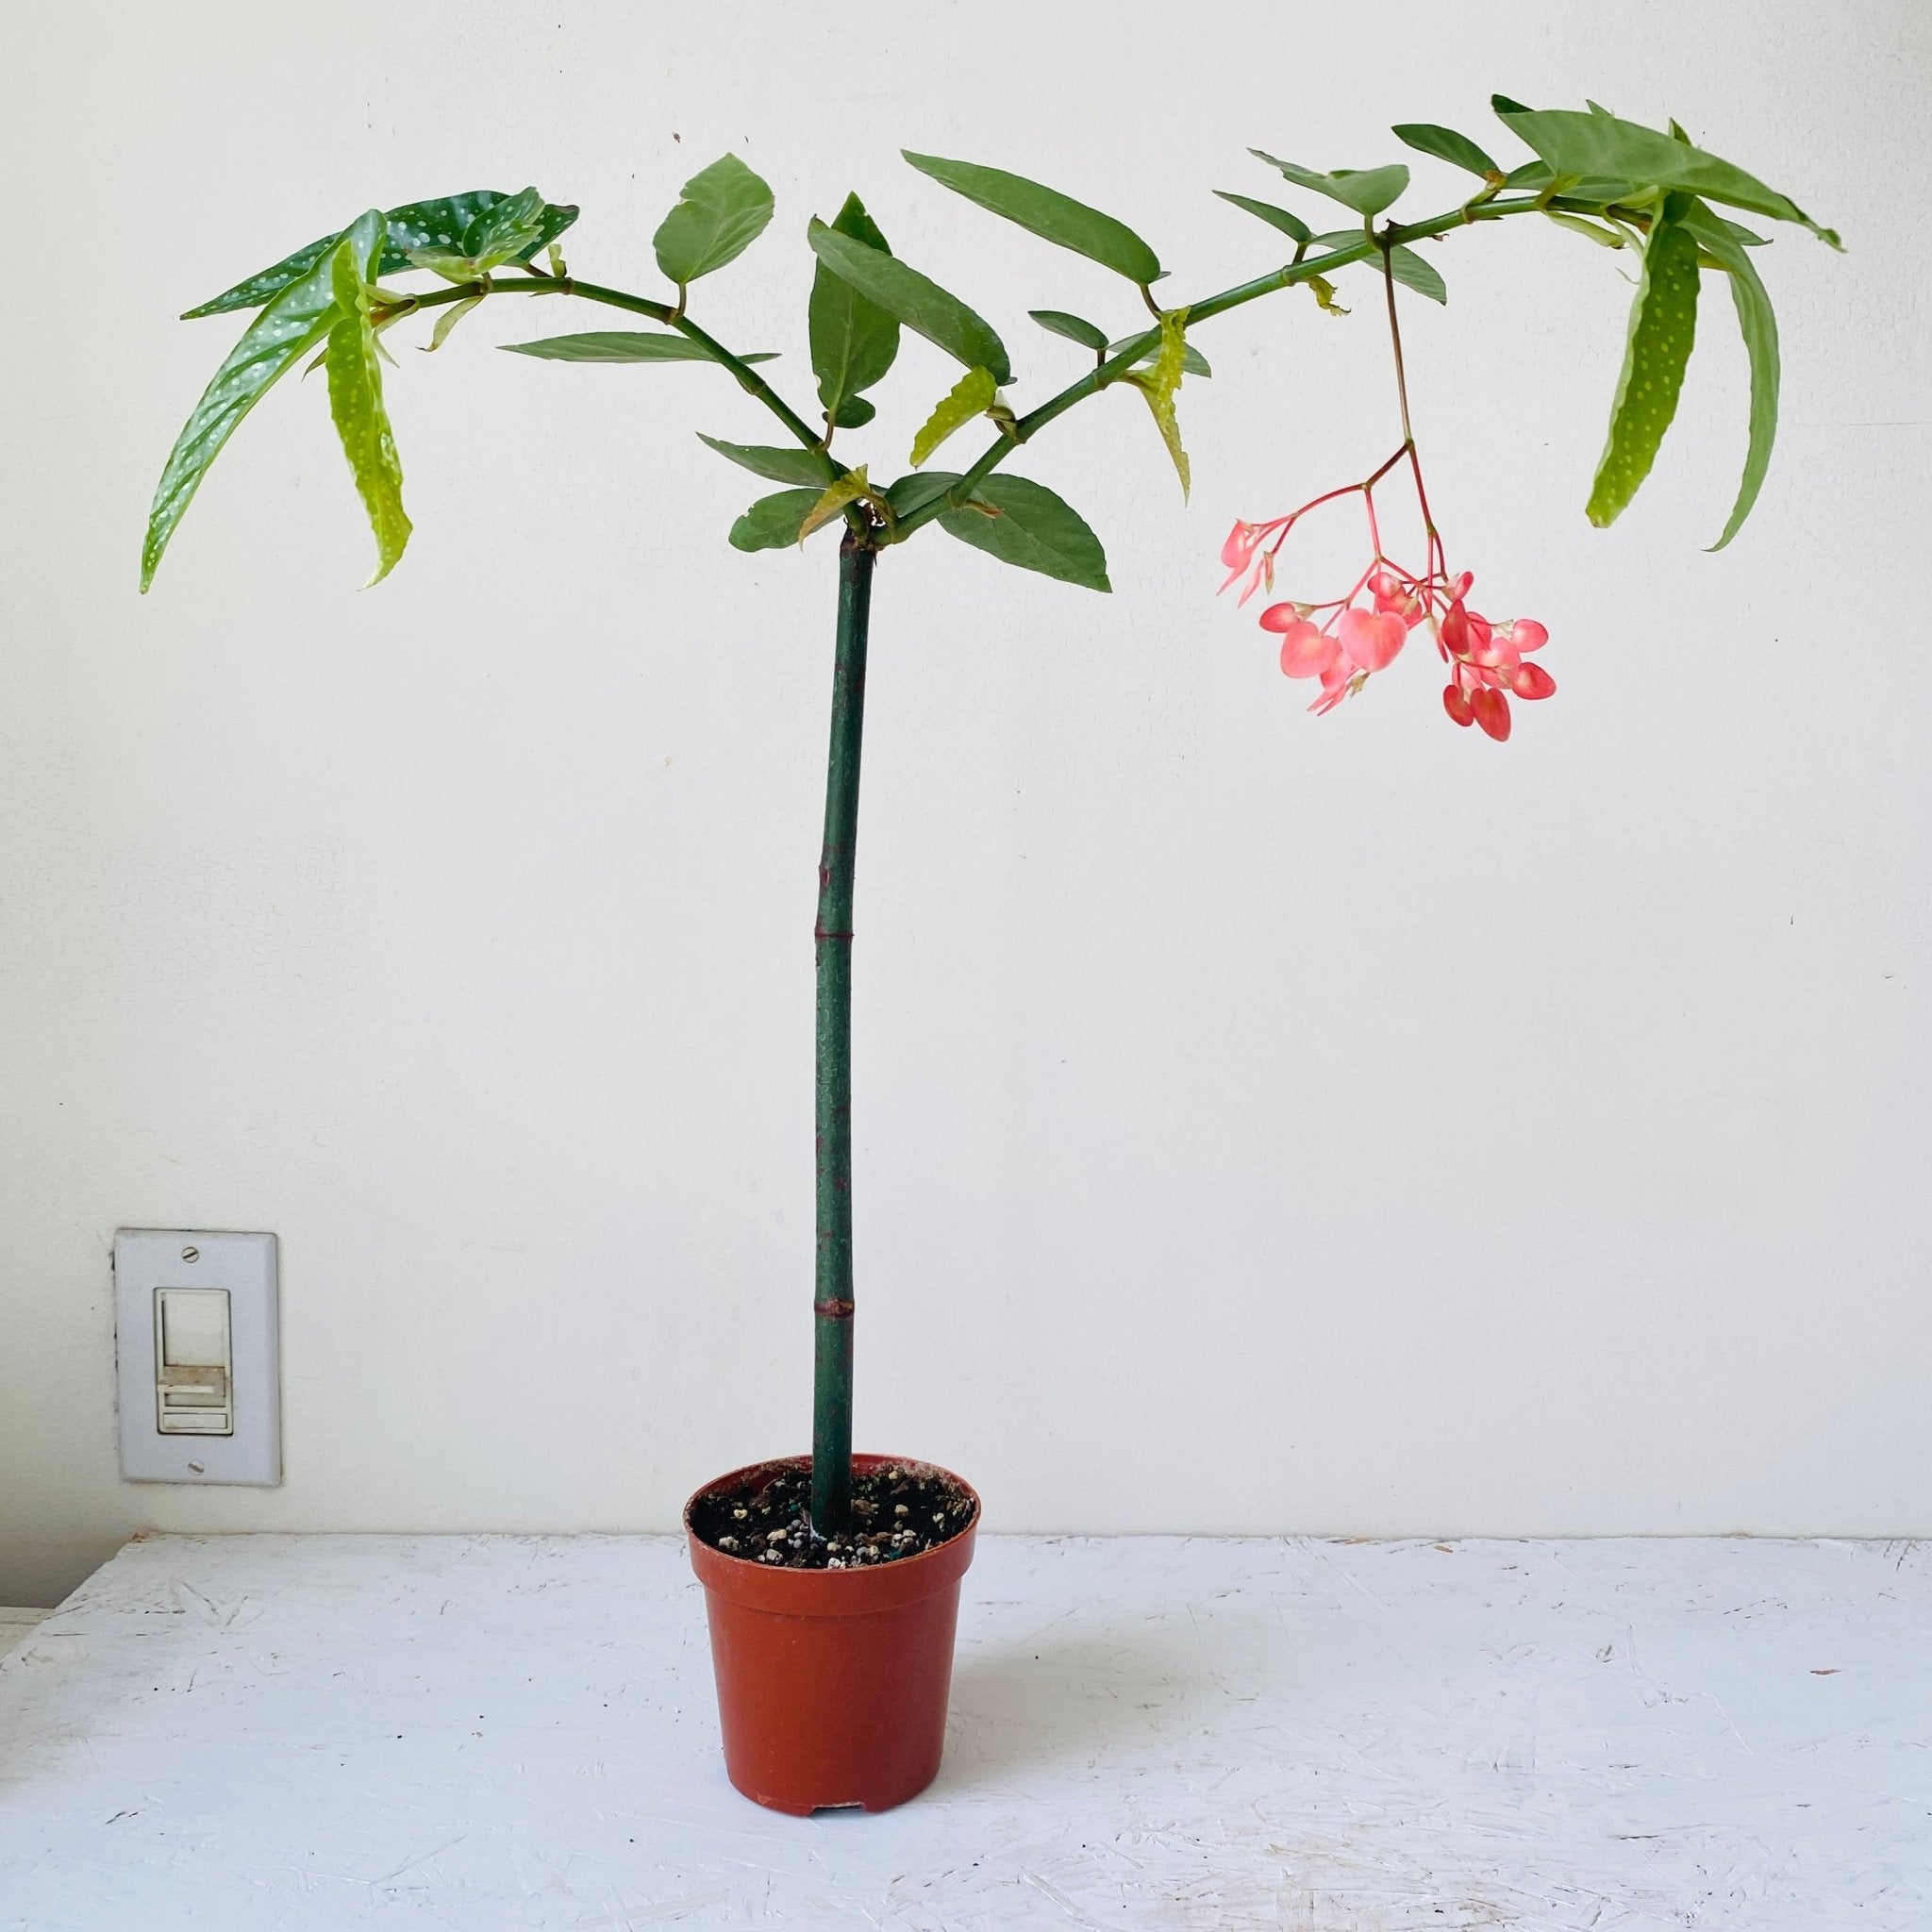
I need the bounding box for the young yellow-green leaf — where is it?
[695,434,833,487]
[1545,210,1628,249]
[1680,200,1780,549]
[1495,104,1839,246]
[1252,152,1409,217]
[183,191,578,317]
[142,208,380,590]
[1124,309,1191,498]
[500,331,776,364]
[461,186,547,268]
[807,220,1012,385]
[1106,333,1212,377]
[653,155,774,288]
[325,229,411,585]
[1391,124,1500,177]
[909,366,997,467]
[424,293,484,351]
[937,473,1109,591]
[1586,201,1702,528]
[1030,308,1110,353]
[1213,192,1311,248]
[1307,275,1348,316]
[728,487,824,552]
[797,467,874,543]
[809,193,901,427]
[901,152,1162,284]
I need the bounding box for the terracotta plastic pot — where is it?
[685,1453,979,1814]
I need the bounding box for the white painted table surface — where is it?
[1,1534,1927,1930]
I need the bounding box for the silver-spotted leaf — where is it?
[324,225,411,584]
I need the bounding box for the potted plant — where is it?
[142,96,1835,1813]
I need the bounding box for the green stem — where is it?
[890,192,1555,541]
[810,532,875,1538]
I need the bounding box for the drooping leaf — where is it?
[901,152,1163,284]
[424,293,485,351]
[1586,197,1702,527]
[500,330,776,363]
[1680,200,1780,549]
[809,193,901,430]
[653,155,775,288]
[1106,333,1212,376]
[1123,309,1191,498]
[1391,124,1500,177]
[324,224,411,584]
[1030,308,1110,353]
[937,472,1110,591]
[695,434,832,487]
[728,487,824,552]
[142,210,374,589]
[1307,275,1348,316]
[807,220,1012,384]
[910,366,998,467]
[797,466,874,543]
[1494,105,1839,245]
[1251,152,1410,217]
[1545,210,1628,249]
[1213,192,1311,248]
[182,191,578,317]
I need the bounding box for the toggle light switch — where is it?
[116,1230,279,1485]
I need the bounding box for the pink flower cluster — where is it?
[1221,490,1556,742]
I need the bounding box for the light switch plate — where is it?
[115,1229,280,1486]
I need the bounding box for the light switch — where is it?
[116,1230,279,1485]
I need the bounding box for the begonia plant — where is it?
[143,98,1836,1546]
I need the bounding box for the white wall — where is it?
[2,1,1926,1605]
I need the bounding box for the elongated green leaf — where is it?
[183,192,578,317]
[1587,199,1702,527]
[1496,105,1839,245]
[807,220,1012,385]
[809,193,901,429]
[1030,308,1110,352]
[728,488,824,551]
[1213,192,1311,248]
[1106,334,1212,376]
[425,292,485,351]
[1252,152,1409,217]
[325,225,411,584]
[695,434,831,486]
[142,212,371,589]
[1310,232,1447,304]
[1680,201,1780,549]
[1545,210,1628,250]
[910,366,997,466]
[654,155,774,287]
[938,473,1109,591]
[884,472,959,520]
[500,331,776,364]
[1391,124,1499,176]
[902,151,1162,284]
[797,466,873,543]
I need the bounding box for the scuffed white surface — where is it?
[2,1534,1928,1928]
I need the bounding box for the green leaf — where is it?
[142,212,366,588]
[1494,105,1839,246]
[653,155,774,287]
[1309,232,1447,304]
[1491,94,1534,117]
[1106,334,1212,376]
[884,472,959,521]
[424,293,485,350]
[807,220,1012,385]
[1251,152,1409,217]
[808,193,901,429]
[910,366,998,466]
[1123,309,1191,498]
[1213,192,1311,248]
[797,466,874,543]
[1680,200,1780,549]
[1391,124,1499,177]
[728,487,824,552]
[938,472,1109,591]
[182,191,578,317]
[500,330,776,363]
[695,434,832,487]
[461,186,548,266]
[1545,210,1627,249]
[1030,308,1110,353]
[325,222,411,585]
[1586,198,1702,528]
[901,151,1163,284]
